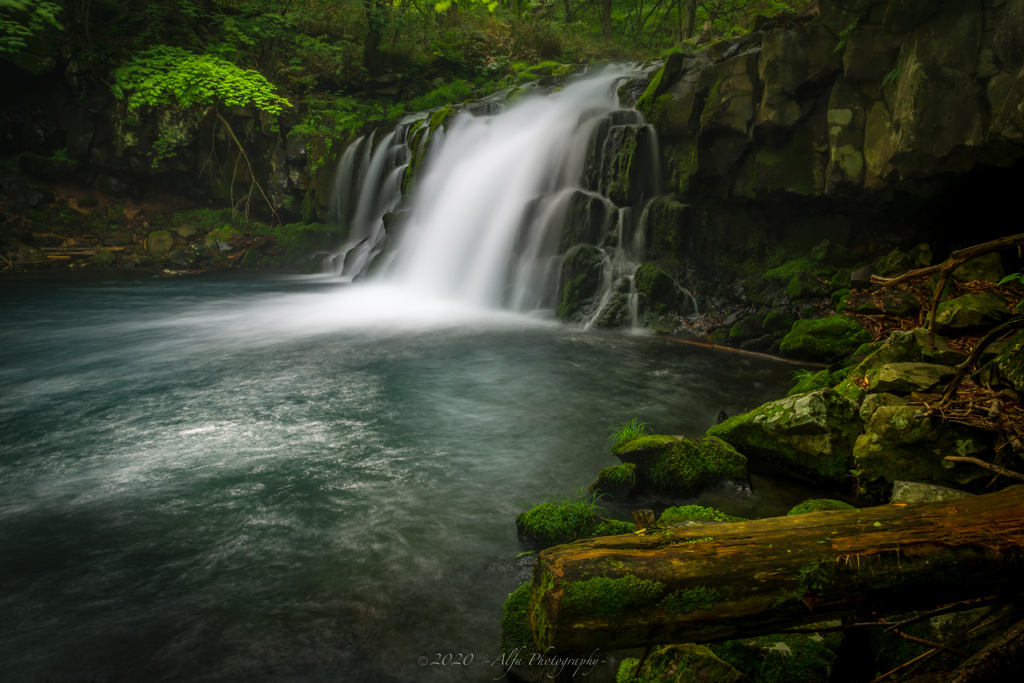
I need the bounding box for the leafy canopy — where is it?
[112,45,290,115]
[0,0,62,54]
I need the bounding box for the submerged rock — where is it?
[853,405,992,494]
[706,388,860,484]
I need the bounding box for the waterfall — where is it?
[324,65,667,324]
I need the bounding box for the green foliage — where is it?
[0,0,61,54]
[500,583,534,655]
[788,368,845,396]
[659,505,744,525]
[881,62,903,89]
[998,272,1024,286]
[608,418,651,449]
[516,487,630,546]
[787,499,855,515]
[562,574,665,618]
[659,586,720,613]
[112,45,290,115]
[408,80,476,111]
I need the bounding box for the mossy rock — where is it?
[786,499,855,515]
[932,292,1010,334]
[587,463,639,499]
[557,244,603,320]
[995,330,1024,393]
[711,632,841,683]
[515,501,633,548]
[147,230,174,256]
[859,392,906,424]
[873,248,914,276]
[659,505,745,525]
[853,405,993,495]
[500,583,534,656]
[953,252,1003,283]
[787,369,840,397]
[618,644,749,683]
[763,309,795,334]
[89,249,116,267]
[855,328,966,371]
[635,263,681,315]
[706,388,860,484]
[779,315,872,363]
[615,435,748,494]
[787,272,828,301]
[239,249,262,269]
[865,362,955,394]
[763,258,819,286]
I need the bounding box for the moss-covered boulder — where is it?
[587,463,639,499]
[995,330,1024,392]
[890,481,974,504]
[617,644,750,683]
[646,197,688,263]
[557,245,604,320]
[500,583,565,682]
[147,230,173,256]
[635,263,680,316]
[706,388,860,483]
[614,435,748,494]
[779,315,872,363]
[866,362,955,394]
[853,405,993,494]
[658,505,745,525]
[953,252,1004,283]
[851,289,920,316]
[89,249,116,267]
[786,499,855,515]
[710,631,842,683]
[859,392,907,424]
[786,272,828,301]
[787,369,842,397]
[856,327,966,371]
[515,500,633,548]
[763,309,795,334]
[932,292,1010,334]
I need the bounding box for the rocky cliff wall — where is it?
[629,0,1024,300]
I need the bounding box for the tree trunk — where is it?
[527,487,1024,653]
[681,0,695,40]
[602,0,612,40]
[362,0,388,74]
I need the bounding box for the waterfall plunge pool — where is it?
[0,271,828,682]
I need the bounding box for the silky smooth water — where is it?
[0,272,815,682]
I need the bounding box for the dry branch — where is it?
[870,233,1024,345]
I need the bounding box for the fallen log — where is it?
[527,486,1024,653]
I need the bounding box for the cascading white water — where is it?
[324,65,678,323]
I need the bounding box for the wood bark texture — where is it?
[528,487,1024,653]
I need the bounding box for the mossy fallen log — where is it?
[527,486,1024,653]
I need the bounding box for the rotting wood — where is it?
[527,487,1024,653]
[870,233,1024,346]
[942,616,1024,683]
